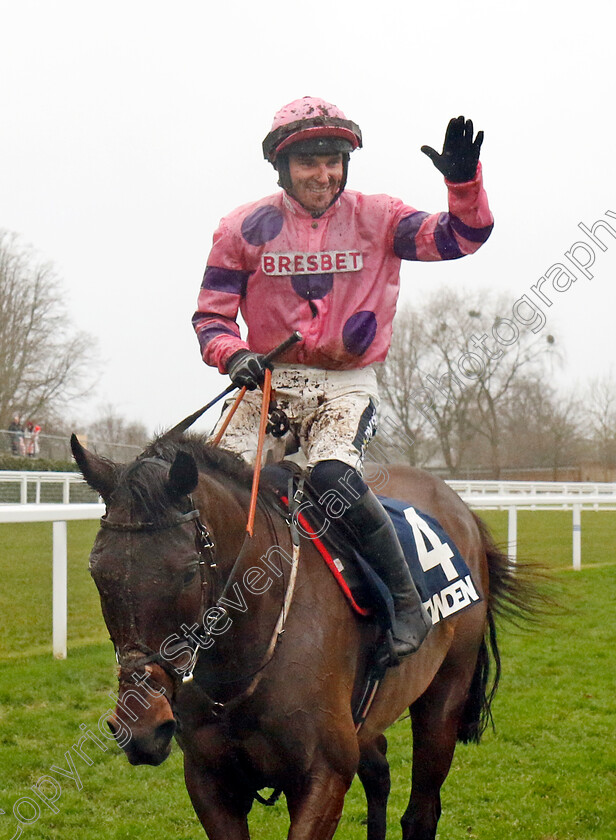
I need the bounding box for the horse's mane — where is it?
[112,432,260,521]
[143,432,256,486]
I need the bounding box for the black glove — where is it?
[421,116,484,183]
[226,350,272,391]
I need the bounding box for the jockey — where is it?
[193,96,493,658]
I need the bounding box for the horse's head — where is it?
[71,433,210,765]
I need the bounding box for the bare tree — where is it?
[376,309,433,466]
[503,378,584,477]
[87,404,149,451]
[377,297,480,472]
[414,296,482,474]
[467,327,557,478]
[0,231,97,428]
[582,373,616,474]
[379,289,558,476]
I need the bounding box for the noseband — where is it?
[100,507,203,533]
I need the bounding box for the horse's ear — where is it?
[70,433,117,502]
[167,451,199,499]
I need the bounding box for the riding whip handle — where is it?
[166,331,303,436]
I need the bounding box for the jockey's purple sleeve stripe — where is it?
[449,214,494,243]
[202,266,251,295]
[434,213,464,260]
[192,321,239,352]
[393,212,430,260]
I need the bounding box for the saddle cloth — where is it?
[262,463,482,629]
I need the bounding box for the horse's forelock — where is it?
[113,459,172,521]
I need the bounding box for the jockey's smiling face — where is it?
[287,152,344,214]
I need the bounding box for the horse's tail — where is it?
[457,511,549,744]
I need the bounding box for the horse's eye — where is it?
[183,566,199,587]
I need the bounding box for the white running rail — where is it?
[448,479,616,496]
[4,472,616,505]
[0,470,91,504]
[457,492,616,570]
[2,488,615,659]
[0,504,104,659]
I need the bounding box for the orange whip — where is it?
[213,332,302,536]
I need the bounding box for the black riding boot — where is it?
[344,489,432,658]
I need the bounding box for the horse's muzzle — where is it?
[108,717,176,766]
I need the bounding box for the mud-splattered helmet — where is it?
[262,96,362,163]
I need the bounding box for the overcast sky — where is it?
[1,0,614,437]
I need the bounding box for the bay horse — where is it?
[71,431,536,840]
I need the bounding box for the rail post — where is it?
[52,521,68,659]
[507,506,517,563]
[572,503,582,571]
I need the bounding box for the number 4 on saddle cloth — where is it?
[262,463,482,633]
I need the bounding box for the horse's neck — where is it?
[196,475,293,611]
[190,473,295,689]
[197,471,289,589]
[197,473,246,553]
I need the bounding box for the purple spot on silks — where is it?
[241,205,284,246]
[342,311,377,356]
[290,274,333,300]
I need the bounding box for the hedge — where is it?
[0,455,79,472]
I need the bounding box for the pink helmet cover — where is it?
[263,96,362,162]
[271,97,350,130]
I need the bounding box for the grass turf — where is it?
[0,514,614,838]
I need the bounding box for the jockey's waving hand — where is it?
[421,115,484,183]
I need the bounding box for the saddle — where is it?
[261,461,481,632]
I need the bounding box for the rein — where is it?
[191,532,300,718]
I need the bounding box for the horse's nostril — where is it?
[155,719,177,744]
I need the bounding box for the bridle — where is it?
[99,497,218,696]
[99,458,300,715]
